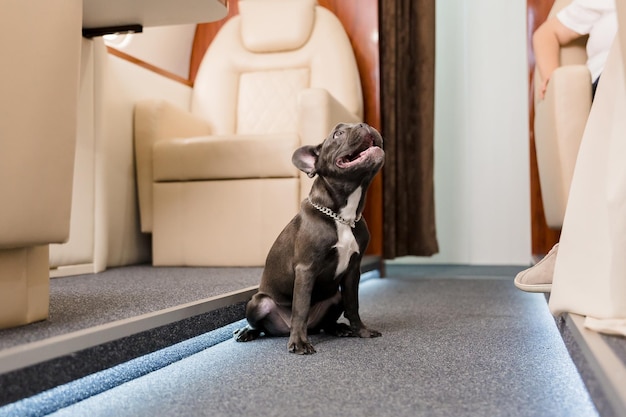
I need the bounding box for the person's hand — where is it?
[533,16,580,101]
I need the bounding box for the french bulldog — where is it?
[234,122,385,354]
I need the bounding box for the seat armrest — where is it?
[297,88,362,146]
[134,99,212,232]
[534,64,591,108]
[534,64,592,227]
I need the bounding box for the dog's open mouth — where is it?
[336,134,381,169]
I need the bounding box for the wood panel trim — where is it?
[318,0,382,255]
[189,2,239,82]
[527,0,561,257]
[106,46,194,87]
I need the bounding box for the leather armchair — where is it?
[533,0,592,228]
[0,0,82,328]
[134,0,363,266]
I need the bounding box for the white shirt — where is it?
[557,0,617,82]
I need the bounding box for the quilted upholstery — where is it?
[236,69,309,134]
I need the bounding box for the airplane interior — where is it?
[1,0,625,416]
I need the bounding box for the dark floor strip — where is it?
[0,320,247,417]
[0,303,245,407]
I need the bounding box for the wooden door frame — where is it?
[527,0,561,258]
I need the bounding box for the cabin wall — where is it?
[50,39,193,276]
[110,25,196,80]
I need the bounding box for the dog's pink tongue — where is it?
[337,146,380,168]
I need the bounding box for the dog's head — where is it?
[292,123,385,181]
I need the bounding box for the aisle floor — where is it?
[7,275,598,417]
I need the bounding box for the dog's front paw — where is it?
[324,322,354,337]
[233,325,261,342]
[288,338,316,355]
[355,327,382,338]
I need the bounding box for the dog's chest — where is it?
[333,188,361,277]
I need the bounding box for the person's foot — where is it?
[514,243,558,293]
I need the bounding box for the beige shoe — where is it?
[514,243,559,293]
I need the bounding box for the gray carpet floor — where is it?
[27,275,598,417]
[0,266,263,349]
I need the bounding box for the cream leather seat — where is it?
[0,0,81,328]
[533,0,592,228]
[134,0,363,266]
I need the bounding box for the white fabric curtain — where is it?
[549,3,626,336]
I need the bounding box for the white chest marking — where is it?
[333,188,362,277]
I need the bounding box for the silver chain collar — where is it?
[306,198,361,228]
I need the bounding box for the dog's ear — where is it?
[292,145,321,178]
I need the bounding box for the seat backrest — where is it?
[191,0,363,136]
[0,0,81,249]
[532,0,591,229]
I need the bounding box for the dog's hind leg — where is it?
[233,325,262,342]
[234,292,291,342]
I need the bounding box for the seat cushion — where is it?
[153,133,299,181]
[152,178,299,266]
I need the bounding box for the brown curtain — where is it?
[379,0,439,258]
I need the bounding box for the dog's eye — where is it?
[333,131,344,139]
